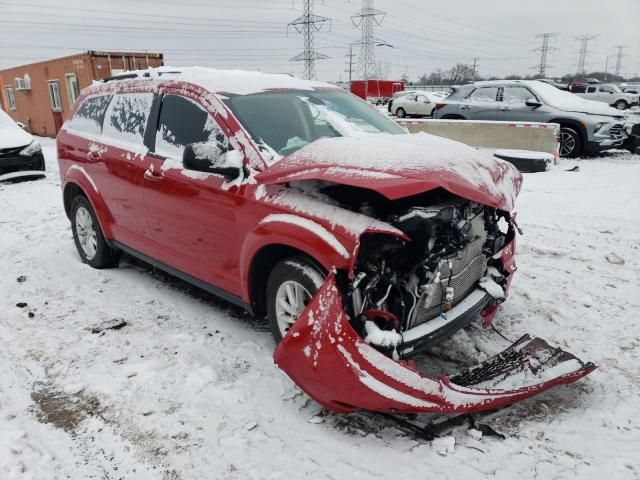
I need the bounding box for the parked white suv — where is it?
[573,84,639,110]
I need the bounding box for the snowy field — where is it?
[1,138,639,480]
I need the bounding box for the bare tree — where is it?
[445,64,475,84]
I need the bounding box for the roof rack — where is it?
[101,70,182,83]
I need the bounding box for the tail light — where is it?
[434,103,446,110]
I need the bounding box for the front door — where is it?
[497,86,544,122]
[142,93,241,294]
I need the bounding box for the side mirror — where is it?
[525,98,542,108]
[183,142,243,180]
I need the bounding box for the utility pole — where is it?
[471,58,479,81]
[604,56,609,81]
[351,0,387,82]
[575,35,597,77]
[344,44,356,83]
[613,45,626,76]
[532,33,558,77]
[288,0,331,80]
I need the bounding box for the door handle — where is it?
[460,105,470,110]
[86,151,101,162]
[144,168,164,182]
[500,107,511,111]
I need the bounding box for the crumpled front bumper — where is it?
[274,272,596,414]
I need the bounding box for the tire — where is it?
[266,256,325,344]
[395,107,406,118]
[71,195,121,268]
[614,100,628,110]
[559,127,581,158]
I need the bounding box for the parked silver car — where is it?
[432,80,630,157]
[573,83,639,110]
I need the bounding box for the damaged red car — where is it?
[57,67,595,414]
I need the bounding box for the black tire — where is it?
[614,100,628,110]
[559,127,581,158]
[266,256,325,344]
[395,107,406,118]
[71,195,121,268]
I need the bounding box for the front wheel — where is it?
[71,195,121,268]
[395,107,406,118]
[614,100,628,110]
[266,256,325,344]
[559,127,581,158]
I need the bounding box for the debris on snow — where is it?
[90,318,127,334]
[467,428,483,441]
[16,275,26,283]
[432,436,456,456]
[16,302,27,308]
[605,253,625,265]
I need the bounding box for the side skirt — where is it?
[109,240,252,313]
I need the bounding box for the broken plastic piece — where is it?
[274,273,596,414]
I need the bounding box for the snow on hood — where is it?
[528,81,626,117]
[0,109,33,149]
[256,132,522,211]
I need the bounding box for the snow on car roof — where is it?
[102,66,340,96]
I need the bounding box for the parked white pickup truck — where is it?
[573,83,639,110]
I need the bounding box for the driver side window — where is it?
[155,95,229,160]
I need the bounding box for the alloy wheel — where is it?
[75,206,98,260]
[559,131,576,157]
[274,280,312,336]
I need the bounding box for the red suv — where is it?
[57,67,594,414]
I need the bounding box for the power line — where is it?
[287,0,331,80]
[575,35,597,76]
[532,33,558,77]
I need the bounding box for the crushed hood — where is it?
[256,133,522,211]
[0,109,33,150]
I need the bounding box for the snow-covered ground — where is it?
[1,138,639,479]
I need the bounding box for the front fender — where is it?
[63,166,115,239]
[239,213,355,303]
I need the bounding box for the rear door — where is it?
[92,91,157,247]
[497,86,544,122]
[459,86,499,120]
[142,91,242,293]
[414,94,431,116]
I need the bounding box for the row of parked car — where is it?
[387,80,639,158]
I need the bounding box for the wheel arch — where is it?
[548,118,588,150]
[62,174,115,238]
[247,244,327,318]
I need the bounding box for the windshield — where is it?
[223,90,404,158]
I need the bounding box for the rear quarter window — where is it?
[67,94,112,135]
[102,92,154,144]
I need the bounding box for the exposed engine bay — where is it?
[298,182,515,357]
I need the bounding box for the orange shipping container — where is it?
[0,51,163,137]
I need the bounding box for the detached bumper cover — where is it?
[275,273,596,414]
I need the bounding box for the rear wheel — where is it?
[395,107,406,118]
[559,127,581,158]
[614,100,628,110]
[266,256,324,344]
[71,195,121,268]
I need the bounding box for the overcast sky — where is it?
[1,0,638,81]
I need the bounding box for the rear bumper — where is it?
[0,153,45,175]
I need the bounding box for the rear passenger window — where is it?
[155,95,222,158]
[67,95,112,135]
[468,87,498,103]
[102,92,154,144]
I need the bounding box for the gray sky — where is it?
[1,0,639,81]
